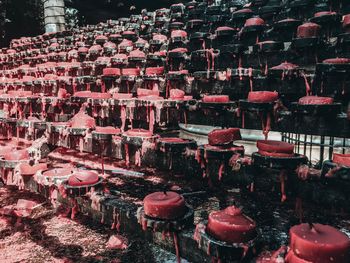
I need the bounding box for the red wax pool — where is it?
[206,206,256,243]
[208,128,242,146]
[332,153,350,167]
[68,170,99,187]
[298,96,334,105]
[289,223,350,263]
[202,95,230,103]
[158,137,188,143]
[143,191,186,220]
[323,58,350,64]
[69,110,96,129]
[216,26,235,33]
[169,47,188,54]
[244,17,265,27]
[297,22,321,38]
[257,140,294,157]
[248,91,279,103]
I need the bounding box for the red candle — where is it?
[244,17,265,27]
[171,30,187,38]
[298,96,334,105]
[103,67,121,77]
[68,170,99,187]
[206,206,256,243]
[202,95,230,103]
[112,93,133,99]
[143,191,186,220]
[208,128,242,146]
[94,126,121,135]
[137,88,160,98]
[332,153,350,167]
[69,110,96,129]
[145,67,164,75]
[247,91,279,103]
[297,23,321,38]
[129,49,146,59]
[323,58,350,64]
[257,140,294,157]
[342,14,350,33]
[289,223,350,263]
[169,89,185,100]
[121,68,141,76]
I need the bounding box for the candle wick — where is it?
[308,222,314,229]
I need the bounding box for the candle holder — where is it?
[137,204,194,232]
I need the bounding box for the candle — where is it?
[332,153,350,167]
[288,223,350,263]
[297,23,321,38]
[298,96,334,105]
[206,206,256,243]
[143,191,186,220]
[247,91,279,103]
[208,128,242,146]
[202,95,230,103]
[257,140,294,157]
[68,170,99,187]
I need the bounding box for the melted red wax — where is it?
[143,191,186,220]
[3,149,29,161]
[107,235,128,250]
[206,206,256,244]
[103,67,121,77]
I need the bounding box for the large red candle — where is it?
[289,223,350,263]
[143,191,186,220]
[206,206,256,243]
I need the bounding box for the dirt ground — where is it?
[0,184,182,263]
